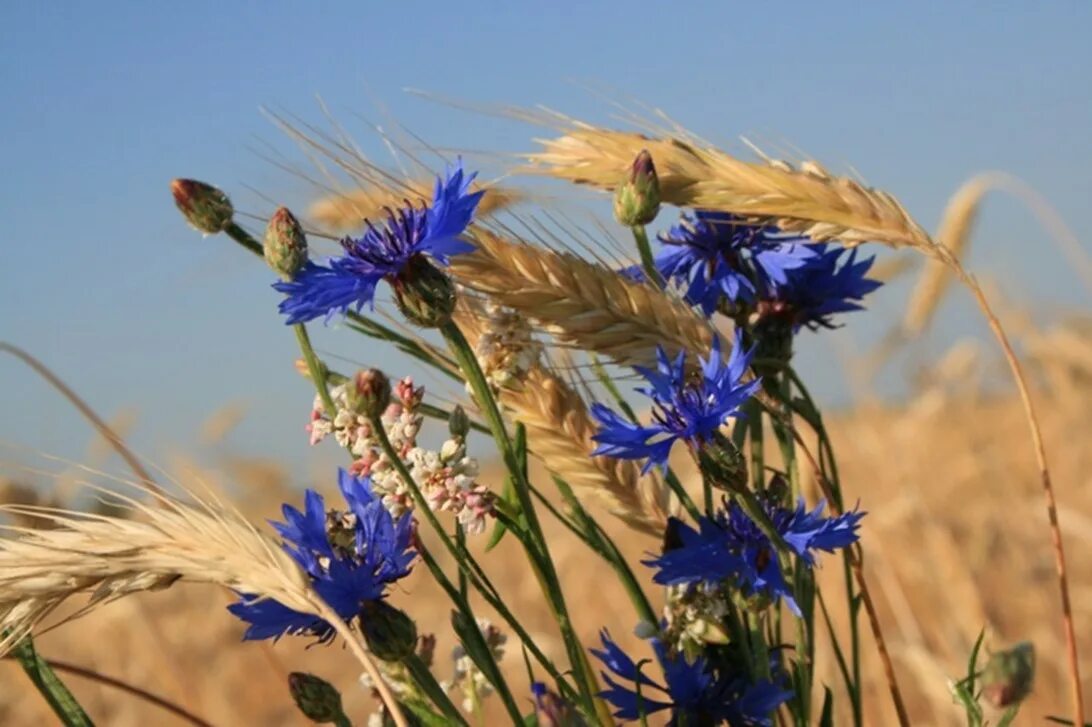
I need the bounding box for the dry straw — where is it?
[450,228,714,368]
[455,298,669,535]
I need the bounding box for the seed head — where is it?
[613,149,661,226]
[360,600,418,662]
[264,207,308,280]
[170,179,234,234]
[982,642,1035,708]
[287,672,348,725]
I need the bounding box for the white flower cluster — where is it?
[474,302,543,391]
[442,618,508,713]
[307,376,493,534]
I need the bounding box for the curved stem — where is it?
[5,655,213,727]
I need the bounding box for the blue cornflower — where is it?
[592,630,790,726]
[590,331,760,472]
[274,161,484,324]
[228,469,416,642]
[761,244,881,330]
[646,497,864,615]
[654,211,817,315]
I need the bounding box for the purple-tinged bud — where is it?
[360,600,418,662]
[392,256,457,328]
[613,149,661,226]
[287,672,348,725]
[347,368,391,419]
[532,682,588,727]
[170,179,234,234]
[981,642,1034,708]
[264,207,308,280]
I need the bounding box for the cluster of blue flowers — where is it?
[591,331,759,472]
[592,630,790,726]
[228,469,416,642]
[631,210,881,329]
[274,161,484,324]
[648,496,864,615]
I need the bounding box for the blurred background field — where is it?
[2,3,1091,725]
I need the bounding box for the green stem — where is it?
[631,226,663,288]
[439,321,605,724]
[293,324,337,417]
[404,653,468,726]
[11,637,94,727]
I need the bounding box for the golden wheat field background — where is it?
[1,309,1089,726]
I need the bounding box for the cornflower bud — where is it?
[347,369,392,419]
[264,206,308,280]
[170,179,234,234]
[448,405,470,438]
[287,672,348,725]
[981,642,1035,708]
[613,149,661,226]
[532,682,588,727]
[360,600,418,662]
[392,256,457,328]
[695,431,748,493]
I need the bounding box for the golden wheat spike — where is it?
[454,298,668,535]
[451,229,714,369]
[527,125,934,250]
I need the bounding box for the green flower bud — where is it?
[170,179,234,234]
[287,672,348,725]
[392,256,456,328]
[347,368,391,419]
[360,600,418,662]
[613,149,661,226]
[448,405,470,438]
[264,207,308,280]
[982,642,1035,708]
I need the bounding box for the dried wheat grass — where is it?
[455,299,669,535]
[526,123,933,249]
[450,229,714,368]
[310,183,521,234]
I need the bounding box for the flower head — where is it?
[760,244,881,330]
[646,496,864,615]
[228,469,415,642]
[274,161,484,324]
[591,630,789,726]
[654,211,817,315]
[591,332,760,472]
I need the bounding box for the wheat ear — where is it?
[450,229,714,368]
[526,124,932,249]
[0,487,408,727]
[454,299,668,535]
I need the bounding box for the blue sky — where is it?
[1,3,1089,477]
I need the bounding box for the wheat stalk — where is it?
[0,483,408,726]
[526,124,933,249]
[454,299,668,535]
[450,229,714,368]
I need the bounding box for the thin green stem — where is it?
[631,226,663,287]
[11,637,93,727]
[439,321,605,724]
[404,653,468,726]
[293,324,336,417]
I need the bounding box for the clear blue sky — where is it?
[2,3,1090,477]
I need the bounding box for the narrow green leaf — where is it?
[11,637,93,727]
[819,686,835,727]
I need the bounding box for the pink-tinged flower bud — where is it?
[347,368,392,419]
[982,642,1035,708]
[287,672,348,724]
[613,149,661,226]
[263,207,308,280]
[532,682,588,727]
[170,179,234,234]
